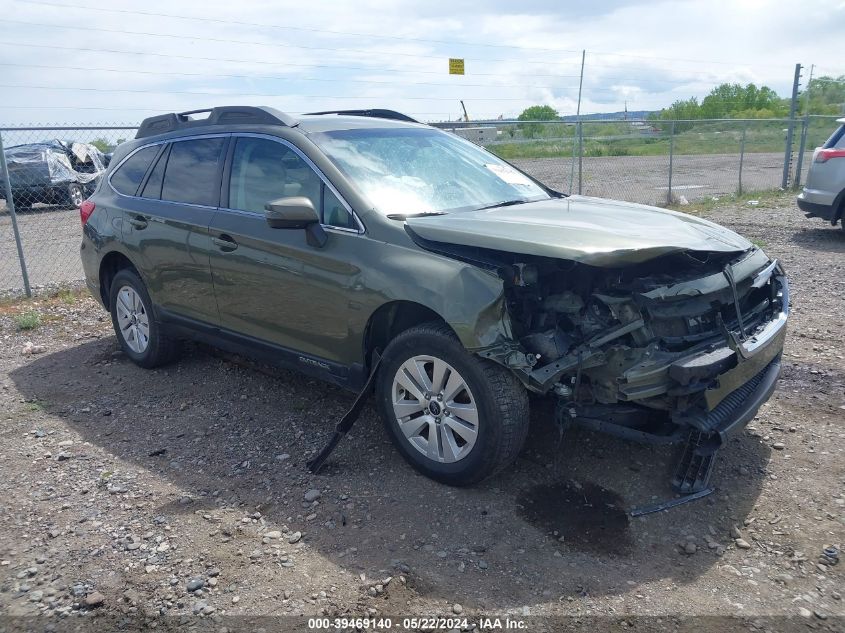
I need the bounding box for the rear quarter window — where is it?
[822,124,845,150]
[110,146,159,195]
[161,138,225,206]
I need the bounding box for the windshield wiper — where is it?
[386,211,448,220]
[477,199,529,210]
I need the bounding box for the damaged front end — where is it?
[483,246,788,492]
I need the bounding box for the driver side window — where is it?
[228,137,356,229]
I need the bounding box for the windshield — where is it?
[309,127,552,216]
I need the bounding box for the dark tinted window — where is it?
[161,138,225,206]
[140,145,169,199]
[823,124,845,150]
[323,186,355,229]
[229,137,321,213]
[110,145,159,195]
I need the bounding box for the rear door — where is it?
[114,135,227,324]
[208,134,364,370]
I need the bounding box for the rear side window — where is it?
[110,146,159,195]
[161,138,225,206]
[140,145,170,199]
[823,124,845,150]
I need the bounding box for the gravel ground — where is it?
[0,193,843,631]
[511,151,809,207]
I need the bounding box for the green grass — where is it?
[14,310,41,330]
[486,118,838,161]
[665,189,791,215]
[57,288,78,305]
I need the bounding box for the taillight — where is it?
[815,148,845,163]
[80,200,96,225]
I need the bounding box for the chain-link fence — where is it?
[436,116,841,206]
[1,116,841,296]
[0,126,136,296]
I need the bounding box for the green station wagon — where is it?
[80,106,789,491]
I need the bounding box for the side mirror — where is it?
[264,196,320,229]
[264,196,328,248]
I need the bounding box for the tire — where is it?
[109,268,180,368]
[376,321,529,486]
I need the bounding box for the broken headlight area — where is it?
[489,247,788,492]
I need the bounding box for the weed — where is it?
[57,288,78,305]
[15,310,41,330]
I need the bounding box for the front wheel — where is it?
[109,268,180,368]
[376,322,529,486]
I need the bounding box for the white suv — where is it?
[797,118,845,231]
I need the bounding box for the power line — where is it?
[0,43,737,93]
[0,105,471,116]
[0,19,586,67]
[0,61,729,95]
[0,62,571,90]
[0,84,537,101]
[1,17,787,75]
[0,41,581,79]
[14,0,582,55]
[14,0,792,69]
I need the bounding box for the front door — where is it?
[208,135,364,369]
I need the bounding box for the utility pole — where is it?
[794,63,814,189]
[781,63,802,189]
[569,49,585,193]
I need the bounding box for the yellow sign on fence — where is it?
[448,58,465,75]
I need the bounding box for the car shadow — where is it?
[11,338,772,608]
[788,226,845,253]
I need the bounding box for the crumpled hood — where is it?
[406,195,752,266]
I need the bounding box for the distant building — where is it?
[447,126,500,146]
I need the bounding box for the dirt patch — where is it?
[517,481,631,556]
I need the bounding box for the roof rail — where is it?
[135,106,297,139]
[305,109,419,123]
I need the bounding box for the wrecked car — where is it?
[79,106,788,492]
[1,139,107,209]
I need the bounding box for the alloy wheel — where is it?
[115,285,150,354]
[391,355,479,463]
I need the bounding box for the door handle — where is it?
[212,235,238,251]
[127,215,148,229]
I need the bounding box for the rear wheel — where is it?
[109,268,179,368]
[376,322,529,486]
[67,183,84,208]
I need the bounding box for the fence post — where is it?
[781,63,802,189]
[738,122,747,196]
[577,121,583,195]
[667,120,675,205]
[0,130,32,297]
[794,116,809,189]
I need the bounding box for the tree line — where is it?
[514,76,844,132]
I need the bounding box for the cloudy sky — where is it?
[0,0,843,126]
